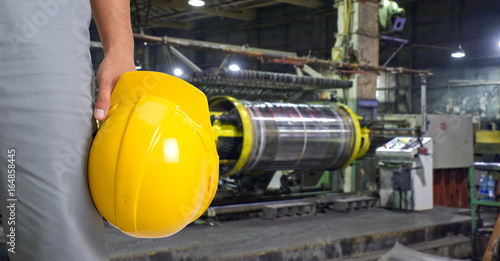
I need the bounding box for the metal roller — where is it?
[210,96,370,177]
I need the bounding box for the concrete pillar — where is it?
[333,0,379,192]
[334,0,379,112]
[350,0,379,111]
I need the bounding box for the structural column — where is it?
[349,0,379,111]
[333,0,379,192]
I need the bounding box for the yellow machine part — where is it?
[336,103,371,169]
[475,130,500,154]
[211,112,244,167]
[210,96,254,177]
[88,71,219,238]
[357,125,372,159]
[337,103,363,169]
[211,111,243,144]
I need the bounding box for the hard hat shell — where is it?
[88,71,219,238]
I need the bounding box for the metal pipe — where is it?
[144,43,151,70]
[168,46,202,72]
[421,75,427,135]
[372,135,413,139]
[383,41,406,67]
[380,35,409,44]
[374,120,409,124]
[302,64,325,78]
[295,66,303,76]
[377,81,500,90]
[133,33,433,75]
[135,34,298,57]
[473,162,500,171]
[409,44,454,51]
[372,127,418,131]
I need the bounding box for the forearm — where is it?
[89,0,135,120]
[90,0,134,58]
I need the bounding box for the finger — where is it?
[94,81,113,121]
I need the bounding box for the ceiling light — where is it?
[188,0,205,7]
[173,68,183,76]
[228,64,240,72]
[451,45,465,58]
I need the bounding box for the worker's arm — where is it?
[90,0,136,121]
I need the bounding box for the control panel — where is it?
[376,137,431,158]
[377,136,433,210]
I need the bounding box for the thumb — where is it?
[94,81,113,121]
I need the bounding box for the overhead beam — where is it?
[239,2,279,10]
[135,34,298,57]
[180,14,212,22]
[275,0,323,8]
[138,0,187,9]
[147,20,194,30]
[194,7,256,21]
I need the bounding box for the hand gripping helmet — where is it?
[88,71,219,238]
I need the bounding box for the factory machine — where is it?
[187,68,372,203]
[187,68,370,205]
[376,137,433,211]
[210,97,371,176]
[209,97,371,199]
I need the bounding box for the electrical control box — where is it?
[426,114,473,169]
[376,137,433,211]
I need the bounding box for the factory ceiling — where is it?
[131,0,332,31]
[121,0,500,70]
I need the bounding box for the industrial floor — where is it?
[107,206,472,261]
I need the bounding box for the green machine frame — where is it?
[469,162,500,237]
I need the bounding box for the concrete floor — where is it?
[107,206,472,261]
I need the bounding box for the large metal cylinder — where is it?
[210,97,369,177]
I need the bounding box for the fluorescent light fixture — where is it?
[188,0,205,7]
[173,68,183,76]
[228,64,240,72]
[451,45,465,58]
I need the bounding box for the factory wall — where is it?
[378,0,500,129]
[426,66,500,127]
[377,66,500,129]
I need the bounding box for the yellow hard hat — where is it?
[88,71,219,238]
